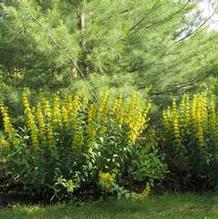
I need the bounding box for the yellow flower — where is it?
[52,95,62,127]
[209,95,217,137]
[40,94,52,121]
[87,104,96,144]
[47,124,54,143]
[73,132,83,148]
[0,103,14,141]
[133,184,151,200]
[68,95,81,126]
[98,90,109,114]
[112,95,123,114]
[163,111,170,129]
[87,125,96,142]
[0,138,9,153]
[191,94,207,147]
[36,104,46,137]
[124,94,140,124]
[99,171,115,189]
[128,108,148,143]
[184,96,191,132]
[116,107,125,124]
[62,105,69,126]
[22,92,39,151]
[163,93,210,149]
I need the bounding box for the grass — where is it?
[1,193,218,219]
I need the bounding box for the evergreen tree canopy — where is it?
[0,0,217,94]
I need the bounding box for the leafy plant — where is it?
[0,90,165,199]
[161,93,218,190]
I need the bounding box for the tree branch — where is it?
[24,4,97,100]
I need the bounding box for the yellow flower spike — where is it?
[22,92,39,151]
[36,104,46,137]
[0,137,10,153]
[184,96,191,131]
[128,94,139,114]
[112,95,123,114]
[68,95,81,126]
[128,109,147,143]
[163,111,170,129]
[0,103,14,141]
[39,91,46,105]
[98,93,109,133]
[62,105,69,126]
[180,96,186,133]
[167,100,179,141]
[64,95,72,112]
[38,95,53,143]
[201,95,208,122]
[191,95,198,121]
[172,99,177,117]
[116,107,125,124]
[87,104,97,144]
[39,94,52,121]
[47,124,54,144]
[52,95,62,127]
[87,125,96,142]
[82,96,89,106]
[87,104,95,123]
[135,184,151,200]
[209,95,217,137]
[128,106,146,142]
[73,132,83,148]
[99,171,115,189]
[115,97,129,124]
[98,89,109,108]
[162,93,216,152]
[173,115,181,146]
[142,104,151,122]
[192,94,207,147]
[98,90,109,127]
[99,125,107,135]
[44,101,52,121]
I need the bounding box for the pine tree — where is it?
[0,0,217,94]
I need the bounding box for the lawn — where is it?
[1,193,218,219]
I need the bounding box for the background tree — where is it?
[0,0,217,95]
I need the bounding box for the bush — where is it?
[161,93,218,191]
[0,90,166,199]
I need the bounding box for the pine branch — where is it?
[127,0,192,36]
[148,73,211,96]
[24,4,97,100]
[176,11,216,43]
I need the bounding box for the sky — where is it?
[198,0,218,30]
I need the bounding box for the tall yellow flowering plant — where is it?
[161,93,218,189]
[0,89,157,198]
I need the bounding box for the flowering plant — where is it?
[0,90,161,199]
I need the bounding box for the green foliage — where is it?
[0,0,217,93]
[161,93,218,190]
[2,193,218,219]
[1,0,218,200]
[130,144,166,183]
[0,90,165,199]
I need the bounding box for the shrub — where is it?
[161,93,218,190]
[0,90,165,199]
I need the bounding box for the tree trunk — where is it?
[71,8,86,78]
